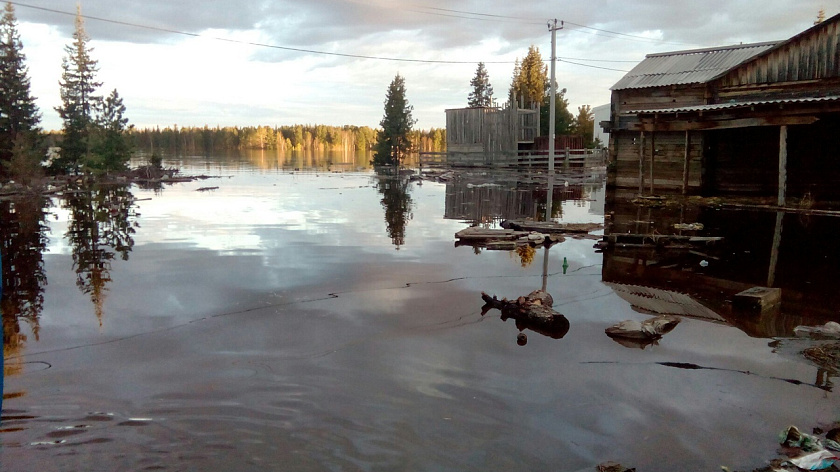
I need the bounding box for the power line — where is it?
[9,1,511,64]
[409,4,693,46]
[8,0,636,71]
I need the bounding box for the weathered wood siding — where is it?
[613,84,707,115]
[445,107,521,165]
[717,20,840,87]
[612,130,703,191]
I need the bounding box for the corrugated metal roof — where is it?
[623,95,840,114]
[611,41,780,91]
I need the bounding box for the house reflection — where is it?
[62,183,138,327]
[0,195,50,378]
[602,191,840,338]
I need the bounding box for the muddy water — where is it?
[1,155,838,471]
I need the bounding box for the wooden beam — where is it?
[682,130,691,195]
[778,125,787,207]
[638,131,645,195]
[629,115,819,132]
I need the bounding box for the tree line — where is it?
[127,124,445,156]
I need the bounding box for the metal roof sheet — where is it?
[611,41,780,90]
[623,95,840,114]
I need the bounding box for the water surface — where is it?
[2,154,838,471]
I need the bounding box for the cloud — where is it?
[8,0,836,130]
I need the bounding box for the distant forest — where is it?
[123,125,447,155]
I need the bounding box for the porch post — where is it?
[778,125,788,207]
[649,116,656,194]
[682,130,691,195]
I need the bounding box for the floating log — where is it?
[480,290,570,340]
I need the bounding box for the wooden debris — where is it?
[480,290,569,339]
[455,226,564,249]
[733,287,781,313]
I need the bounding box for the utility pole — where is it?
[547,19,563,174]
[545,19,563,223]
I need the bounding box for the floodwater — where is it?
[1,152,838,472]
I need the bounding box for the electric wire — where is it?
[11,0,634,71]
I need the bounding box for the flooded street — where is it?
[2,153,839,471]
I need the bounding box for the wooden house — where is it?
[604,14,840,203]
[444,105,538,166]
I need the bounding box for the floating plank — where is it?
[501,219,603,234]
[455,227,528,241]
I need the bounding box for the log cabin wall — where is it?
[611,130,704,191]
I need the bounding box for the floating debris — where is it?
[605,315,680,341]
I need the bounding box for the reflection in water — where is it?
[62,184,138,327]
[375,173,414,249]
[602,191,840,338]
[443,173,593,225]
[0,196,50,377]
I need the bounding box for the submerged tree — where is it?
[373,74,416,167]
[55,5,102,173]
[0,2,41,179]
[468,62,494,108]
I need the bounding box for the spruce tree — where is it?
[0,2,41,178]
[88,89,132,172]
[55,5,101,173]
[373,74,416,167]
[467,62,494,108]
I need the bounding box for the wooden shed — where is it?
[444,105,538,166]
[604,14,840,203]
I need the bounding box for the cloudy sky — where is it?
[8,0,836,131]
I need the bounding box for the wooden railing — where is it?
[419,149,606,169]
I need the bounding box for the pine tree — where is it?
[373,74,416,167]
[55,5,102,173]
[467,62,494,108]
[0,2,41,178]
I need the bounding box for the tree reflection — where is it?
[0,195,50,375]
[375,174,414,249]
[63,183,137,326]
